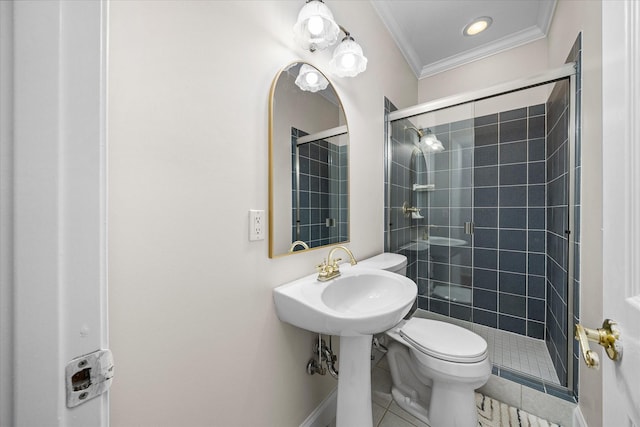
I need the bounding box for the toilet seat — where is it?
[399,318,487,363]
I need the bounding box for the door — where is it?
[602,1,640,425]
[1,1,110,426]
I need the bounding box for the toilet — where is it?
[357,252,409,274]
[360,253,491,427]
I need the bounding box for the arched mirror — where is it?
[269,62,349,257]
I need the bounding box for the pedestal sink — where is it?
[273,267,417,427]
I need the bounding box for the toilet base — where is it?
[392,380,480,427]
[390,387,430,425]
[386,341,486,427]
[428,380,479,427]
[387,342,432,425]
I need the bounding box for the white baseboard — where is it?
[299,387,337,427]
[573,406,588,427]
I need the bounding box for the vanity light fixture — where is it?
[295,63,329,92]
[293,0,340,52]
[293,1,368,78]
[329,28,368,77]
[463,16,493,36]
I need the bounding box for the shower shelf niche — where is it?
[413,184,435,191]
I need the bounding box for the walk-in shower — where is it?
[384,60,580,400]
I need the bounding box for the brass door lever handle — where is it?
[575,319,622,369]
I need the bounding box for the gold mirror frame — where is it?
[268,61,350,258]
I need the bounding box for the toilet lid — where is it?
[399,318,488,363]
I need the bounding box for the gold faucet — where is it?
[288,240,309,253]
[316,245,358,282]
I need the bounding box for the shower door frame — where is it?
[385,62,578,392]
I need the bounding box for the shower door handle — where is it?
[575,319,622,369]
[464,222,474,234]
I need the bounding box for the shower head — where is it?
[404,126,444,152]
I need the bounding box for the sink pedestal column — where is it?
[336,335,373,427]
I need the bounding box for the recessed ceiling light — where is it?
[463,16,493,36]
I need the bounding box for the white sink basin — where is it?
[273,267,417,336]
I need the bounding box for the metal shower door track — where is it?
[388,62,576,121]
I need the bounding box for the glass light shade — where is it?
[329,38,368,77]
[431,140,445,152]
[294,64,329,92]
[423,132,444,152]
[293,0,340,52]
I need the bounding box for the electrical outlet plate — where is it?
[249,209,265,241]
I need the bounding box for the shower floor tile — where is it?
[472,323,560,384]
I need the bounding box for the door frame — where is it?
[1,1,109,425]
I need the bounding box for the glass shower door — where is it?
[386,103,475,319]
[423,111,475,320]
[386,75,576,392]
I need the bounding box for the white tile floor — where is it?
[416,311,560,385]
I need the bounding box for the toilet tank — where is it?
[360,253,416,320]
[358,253,407,276]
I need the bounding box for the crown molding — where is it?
[370,0,423,77]
[371,0,557,80]
[418,25,546,78]
[537,0,557,35]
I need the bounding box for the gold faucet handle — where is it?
[330,258,342,268]
[316,259,328,274]
[317,258,336,277]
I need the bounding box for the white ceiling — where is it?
[371,0,557,79]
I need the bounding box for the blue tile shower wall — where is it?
[291,128,348,249]
[417,119,475,322]
[384,98,422,289]
[396,108,546,338]
[385,105,549,339]
[544,34,581,396]
[546,79,569,387]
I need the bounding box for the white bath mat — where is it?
[476,392,562,427]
